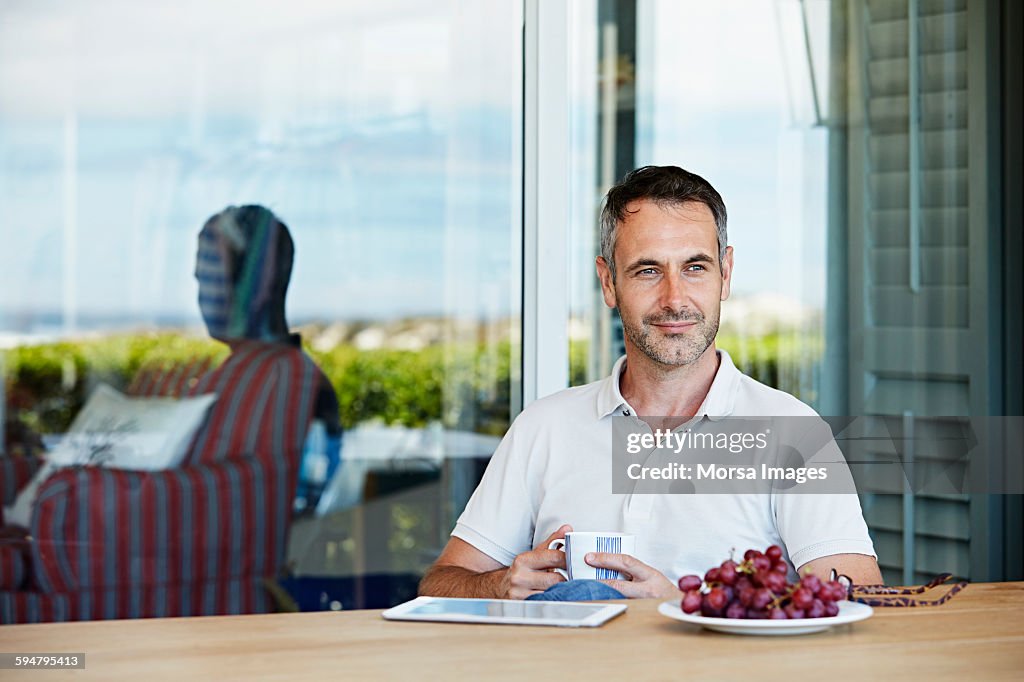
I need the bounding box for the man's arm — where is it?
[775,420,883,587]
[419,526,571,600]
[418,537,508,598]
[799,553,883,585]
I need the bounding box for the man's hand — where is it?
[419,524,573,600]
[496,524,572,599]
[586,552,680,600]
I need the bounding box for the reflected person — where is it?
[196,205,341,451]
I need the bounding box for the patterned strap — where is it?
[831,569,968,607]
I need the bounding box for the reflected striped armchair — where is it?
[0,342,322,623]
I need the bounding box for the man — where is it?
[420,166,881,601]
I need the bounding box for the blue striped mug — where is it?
[548,532,637,581]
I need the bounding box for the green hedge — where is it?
[3,335,228,434]
[3,331,821,437]
[3,333,514,436]
[717,331,824,405]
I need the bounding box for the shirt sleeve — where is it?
[450,416,535,566]
[776,492,877,570]
[773,423,877,570]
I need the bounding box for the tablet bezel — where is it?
[381,596,627,628]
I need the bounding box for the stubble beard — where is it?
[619,304,720,368]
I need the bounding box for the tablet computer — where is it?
[382,596,626,628]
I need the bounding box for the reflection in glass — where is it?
[0,0,522,621]
[569,0,1004,585]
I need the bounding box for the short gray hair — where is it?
[600,165,728,280]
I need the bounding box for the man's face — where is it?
[596,199,733,368]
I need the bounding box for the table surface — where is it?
[2,582,1022,680]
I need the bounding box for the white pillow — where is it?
[45,383,217,470]
[2,383,217,528]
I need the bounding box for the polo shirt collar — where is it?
[596,355,631,419]
[595,349,742,421]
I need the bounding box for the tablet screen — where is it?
[384,597,626,627]
[405,599,608,620]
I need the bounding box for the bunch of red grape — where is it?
[677,545,848,619]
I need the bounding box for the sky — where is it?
[0,0,833,334]
[636,0,832,308]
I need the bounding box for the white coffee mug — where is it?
[548,531,637,581]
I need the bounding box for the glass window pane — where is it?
[0,0,522,620]
[570,0,1008,585]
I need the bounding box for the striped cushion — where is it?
[185,342,318,466]
[0,576,273,624]
[0,457,43,510]
[126,356,216,398]
[12,342,322,621]
[31,457,291,593]
[0,544,26,591]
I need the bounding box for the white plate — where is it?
[658,599,873,636]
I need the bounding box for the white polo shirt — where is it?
[452,350,876,581]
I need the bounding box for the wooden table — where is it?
[2,583,1022,680]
